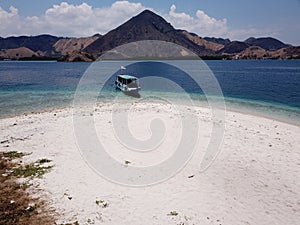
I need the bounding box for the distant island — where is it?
[0,10,299,61]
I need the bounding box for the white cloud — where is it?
[0,1,147,37]
[41,1,146,36]
[165,4,228,37]
[164,5,283,42]
[2,2,229,38]
[0,6,22,36]
[168,4,193,22]
[0,1,280,42]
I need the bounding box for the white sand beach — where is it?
[1,102,299,225]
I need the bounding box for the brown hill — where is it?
[0,47,37,59]
[237,46,269,59]
[57,50,95,62]
[182,31,224,51]
[236,46,300,60]
[272,46,300,59]
[54,34,101,55]
[0,34,62,55]
[245,37,289,51]
[203,37,231,46]
[218,41,250,54]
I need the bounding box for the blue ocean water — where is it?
[0,60,299,124]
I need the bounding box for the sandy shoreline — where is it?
[1,102,299,224]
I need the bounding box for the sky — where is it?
[0,0,300,45]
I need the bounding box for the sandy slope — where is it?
[53,36,100,55]
[0,102,299,225]
[0,47,37,59]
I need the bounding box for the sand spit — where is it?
[0,102,299,225]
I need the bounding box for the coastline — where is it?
[1,101,299,224]
[1,95,299,126]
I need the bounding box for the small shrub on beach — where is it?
[3,151,27,159]
[167,211,179,216]
[0,152,55,224]
[102,202,109,208]
[124,160,131,165]
[11,158,52,178]
[13,163,53,178]
[59,222,79,225]
[95,200,104,205]
[96,199,109,208]
[38,158,52,164]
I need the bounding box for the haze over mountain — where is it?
[0,10,299,61]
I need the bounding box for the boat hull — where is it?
[116,84,141,97]
[115,74,141,98]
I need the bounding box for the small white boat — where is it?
[115,74,141,93]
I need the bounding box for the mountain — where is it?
[181,31,224,51]
[53,34,101,55]
[218,41,250,54]
[57,50,95,62]
[0,47,37,59]
[83,10,214,58]
[0,10,298,61]
[203,37,231,46]
[235,45,300,60]
[245,37,289,51]
[275,46,300,59]
[236,46,269,59]
[0,34,101,60]
[0,34,63,55]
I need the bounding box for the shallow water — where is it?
[0,60,299,125]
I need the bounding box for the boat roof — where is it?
[118,74,138,79]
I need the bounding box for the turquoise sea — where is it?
[0,60,299,125]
